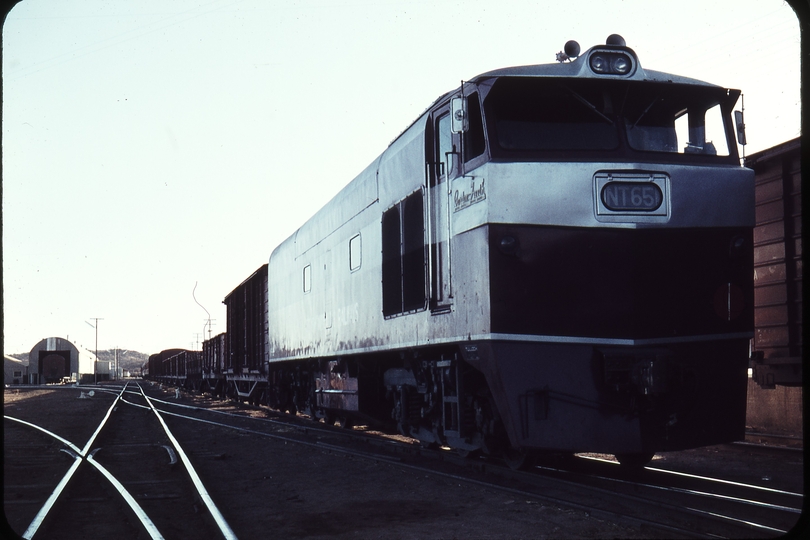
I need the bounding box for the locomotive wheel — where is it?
[615,452,655,468]
[503,448,534,471]
[456,448,481,459]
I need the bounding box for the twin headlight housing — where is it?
[589,50,634,76]
[557,36,637,77]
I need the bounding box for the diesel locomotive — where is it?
[149,35,754,468]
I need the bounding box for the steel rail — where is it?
[5,383,164,540]
[566,468,796,530]
[146,391,798,537]
[3,415,82,455]
[137,383,238,540]
[80,383,128,456]
[20,453,83,540]
[645,465,804,498]
[536,457,796,534]
[134,396,711,539]
[580,454,803,498]
[85,450,165,540]
[125,394,400,461]
[525,462,792,536]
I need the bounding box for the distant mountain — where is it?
[96,349,150,372]
[7,349,150,372]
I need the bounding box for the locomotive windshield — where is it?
[484,77,738,162]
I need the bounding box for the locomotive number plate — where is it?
[594,172,669,219]
[601,182,662,211]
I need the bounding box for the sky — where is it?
[2,0,802,356]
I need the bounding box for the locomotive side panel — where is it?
[268,109,493,362]
[269,162,382,361]
[444,225,491,338]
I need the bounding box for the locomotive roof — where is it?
[388,43,729,149]
[470,45,724,88]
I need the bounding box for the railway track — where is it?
[4,383,236,540]
[133,385,806,538]
[524,454,802,537]
[4,383,804,539]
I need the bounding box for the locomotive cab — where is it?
[386,36,753,466]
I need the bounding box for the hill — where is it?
[96,349,151,372]
[7,349,151,373]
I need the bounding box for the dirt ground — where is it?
[3,384,804,539]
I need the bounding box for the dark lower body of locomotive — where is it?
[376,223,752,460]
[460,337,749,465]
[259,333,749,468]
[469,223,754,463]
[186,223,752,468]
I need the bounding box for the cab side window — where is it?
[382,190,426,317]
[464,92,486,162]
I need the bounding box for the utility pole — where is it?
[88,318,103,384]
[204,318,216,340]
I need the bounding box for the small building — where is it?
[96,359,111,380]
[4,355,28,386]
[27,337,101,384]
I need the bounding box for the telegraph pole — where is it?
[204,318,216,340]
[88,318,103,384]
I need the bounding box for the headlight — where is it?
[588,50,634,76]
[589,55,608,73]
[612,55,630,74]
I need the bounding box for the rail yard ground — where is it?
[3,382,804,539]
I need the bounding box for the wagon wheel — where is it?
[323,411,337,426]
[337,416,354,429]
[615,452,655,469]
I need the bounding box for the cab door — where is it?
[426,106,458,312]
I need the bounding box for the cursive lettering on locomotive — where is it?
[453,177,486,212]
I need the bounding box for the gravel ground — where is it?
[3,384,804,539]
